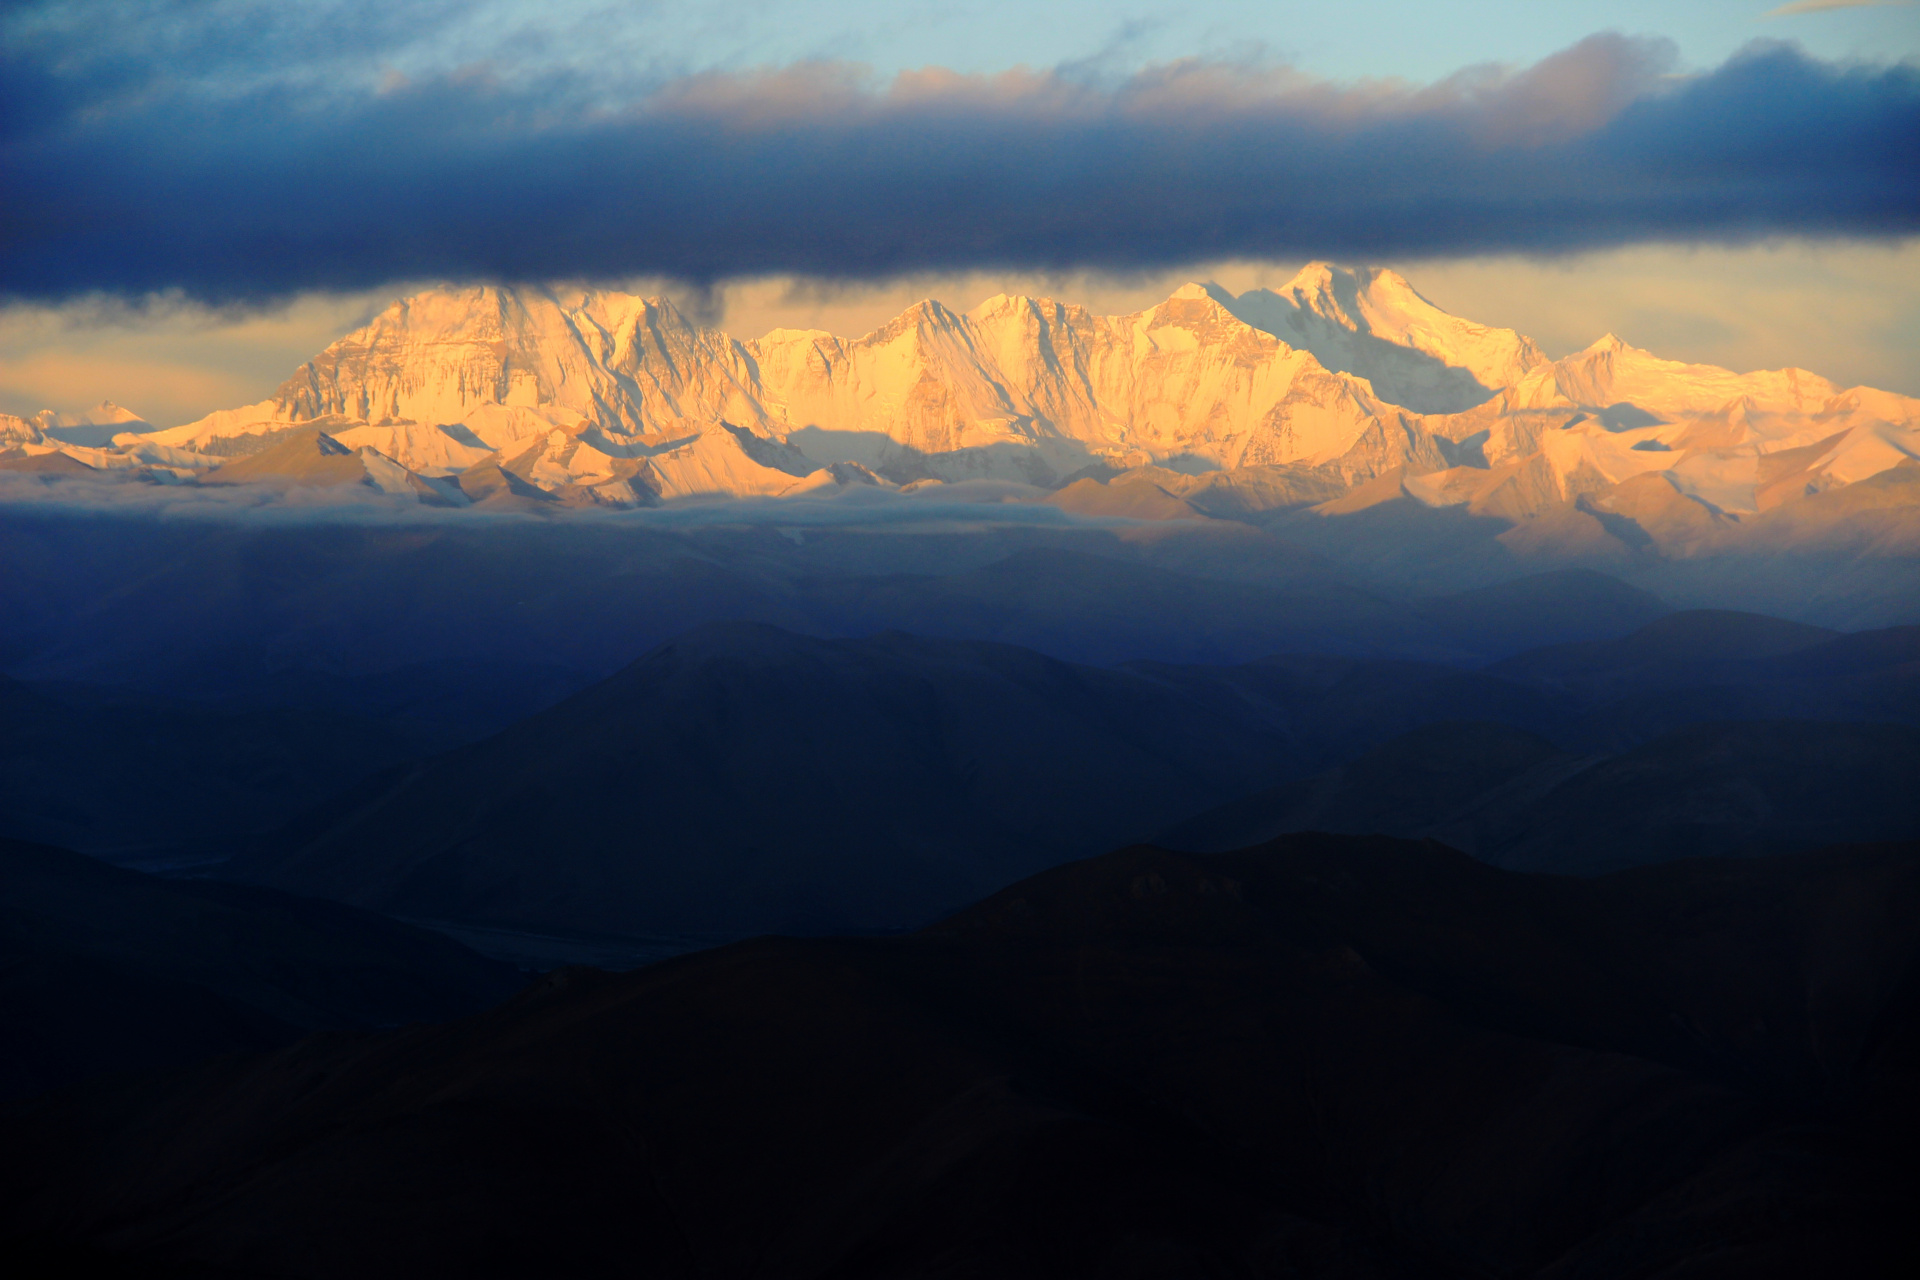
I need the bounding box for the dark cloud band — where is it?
[2,34,1916,303]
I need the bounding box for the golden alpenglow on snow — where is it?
[6,264,1915,531]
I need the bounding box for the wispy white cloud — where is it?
[1765,1,1912,18]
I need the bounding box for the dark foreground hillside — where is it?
[0,838,521,1101]
[1160,718,1920,871]
[6,834,1915,1278]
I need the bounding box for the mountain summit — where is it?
[1217,263,1547,412]
[3,264,1913,536]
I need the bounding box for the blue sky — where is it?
[428,1,1919,85]
[15,1,1909,89]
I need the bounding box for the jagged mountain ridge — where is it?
[5,263,1916,522]
[1211,263,1548,412]
[121,269,1447,496]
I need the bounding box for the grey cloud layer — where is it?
[3,29,1916,303]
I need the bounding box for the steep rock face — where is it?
[748,298,1063,481]
[0,413,47,450]
[135,289,779,499]
[751,285,1414,481]
[1221,263,1548,412]
[126,276,1444,494]
[236,288,765,441]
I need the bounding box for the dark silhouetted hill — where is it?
[0,672,435,859]
[5,835,1914,1277]
[224,624,1309,936]
[1487,612,1918,749]
[1490,608,1839,690]
[1156,720,1573,852]
[1475,720,1920,872]
[0,838,520,1101]
[1412,567,1672,657]
[224,612,1920,940]
[1162,720,1920,873]
[793,546,1427,666]
[1,510,1697,698]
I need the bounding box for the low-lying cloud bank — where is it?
[0,469,1079,529]
[3,32,1917,304]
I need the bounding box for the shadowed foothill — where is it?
[0,837,519,1103]
[3,834,1914,1278]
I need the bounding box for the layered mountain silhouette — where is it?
[0,837,519,1101]
[1134,607,1920,760]
[7,834,1914,1277]
[1160,719,1920,872]
[0,671,430,858]
[790,546,1428,666]
[0,505,1696,701]
[217,611,1920,943]
[1159,613,1920,868]
[0,655,595,860]
[222,623,1310,936]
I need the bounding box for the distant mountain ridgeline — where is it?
[215,609,1920,943]
[4,512,1916,930]
[3,264,1916,581]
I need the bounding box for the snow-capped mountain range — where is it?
[0,400,152,449]
[4,263,1916,523]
